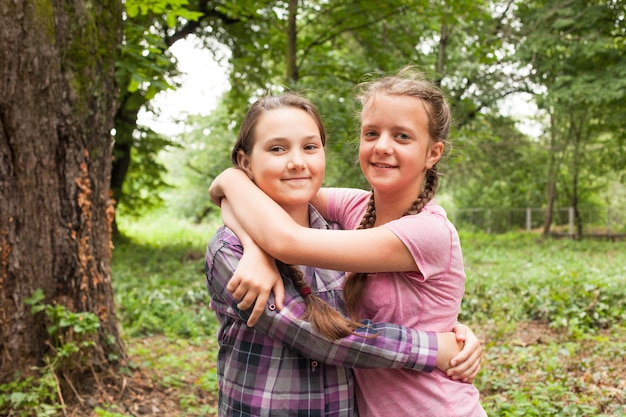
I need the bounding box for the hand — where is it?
[227,246,284,327]
[447,324,482,383]
[209,168,240,206]
[435,332,464,372]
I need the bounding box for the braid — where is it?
[404,166,439,216]
[344,167,440,320]
[343,193,376,320]
[276,261,367,340]
[358,193,377,229]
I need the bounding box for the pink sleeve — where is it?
[383,205,464,282]
[325,188,370,231]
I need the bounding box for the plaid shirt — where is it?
[205,206,437,417]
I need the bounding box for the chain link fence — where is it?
[450,205,626,238]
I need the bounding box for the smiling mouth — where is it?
[371,162,396,168]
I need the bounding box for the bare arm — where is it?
[210,168,417,272]
[220,200,285,326]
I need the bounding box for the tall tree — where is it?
[111,0,249,229]
[0,0,125,383]
[516,0,626,236]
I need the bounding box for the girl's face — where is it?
[239,107,325,212]
[358,93,443,200]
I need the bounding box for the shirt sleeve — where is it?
[383,207,458,281]
[206,228,438,372]
[325,188,370,230]
[205,227,254,322]
[257,311,438,372]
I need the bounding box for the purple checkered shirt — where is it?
[205,206,438,417]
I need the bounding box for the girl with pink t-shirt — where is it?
[210,66,486,416]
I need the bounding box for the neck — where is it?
[282,204,310,227]
[372,189,420,226]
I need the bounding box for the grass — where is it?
[111,213,222,416]
[107,215,626,416]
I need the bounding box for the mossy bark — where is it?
[0,0,126,381]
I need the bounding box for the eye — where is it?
[269,145,286,153]
[396,133,411,141]
[362,130,379,139]
[304,143,320,151]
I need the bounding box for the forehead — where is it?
[361,94,430,129]
[254,107,322,139]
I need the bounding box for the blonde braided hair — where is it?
[343,66,450,320]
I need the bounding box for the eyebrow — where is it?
[265,134,321,142]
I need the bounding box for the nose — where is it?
[373,132,394,155]
[287,150,306,170]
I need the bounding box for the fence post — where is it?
[526,207,531,231]
[568,207,574,236]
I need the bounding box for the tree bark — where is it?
[286,0,299,84]
[0,0,126,383]
[542,110,563,237]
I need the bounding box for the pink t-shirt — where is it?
[326,188,485,417]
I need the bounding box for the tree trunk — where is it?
[0,0,126,384]
[286,0,299,84]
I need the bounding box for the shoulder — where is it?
[325,188,370,227]
[206,226,243,263]
[326,187,370,205]
[385,201,458,250]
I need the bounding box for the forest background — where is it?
[0,0,625,416]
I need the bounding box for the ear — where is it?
[426,142,444,170]
[236,149,254,179]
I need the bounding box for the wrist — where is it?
[435,332,462,371]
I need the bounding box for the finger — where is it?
[448,347,475,375]
[226,275,241,295]
[449,344,470,367]
[236,290,257,311]
[449,350,481,381]
[229,280,250,303]
[459,359,481,383]
[246,291,269,327]
[452,325,467,342]
[273,281,285,310]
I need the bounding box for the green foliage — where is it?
[459,233,626,335]
[0,290,103,416]
[0,373,60,417]
[111,211,222,413]
[448,114,548,212]
[115,0,624,236]
[94,408,133,417]
[477,330,626,416]
[116,127,174,218]
[125,0,204,24]
[513,0,626,233]
[113,212,221,338]
[25,289,102,372]
[160,108,236,220]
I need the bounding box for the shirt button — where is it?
[268,304,276,311]
[311,360,318,369]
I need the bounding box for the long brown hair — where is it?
[232,93,365,339]
[343,67,452,320]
